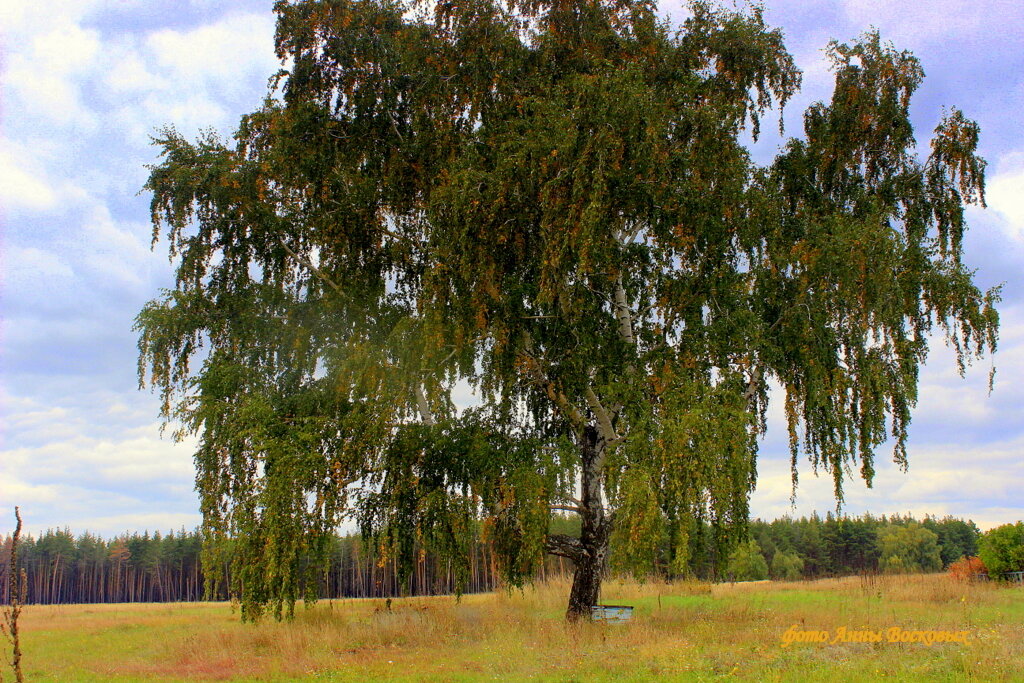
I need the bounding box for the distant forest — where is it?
[1,513,979,605]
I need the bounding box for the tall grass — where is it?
[15,573,1024,682]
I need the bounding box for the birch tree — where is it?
[137,0,998,621]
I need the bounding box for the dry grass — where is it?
[14,573,1024,682]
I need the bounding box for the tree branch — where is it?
[415,384,435,426]
[743,365,763,406]
[519,332,586,429]
[585,386,621,445]
[545,533,584,561]
[280,238,348,298]
[612,275,636,347]
[613,221,643,245]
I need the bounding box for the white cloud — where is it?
[78,206,153,291]
[90,12,278,150]
[0,153,58,213]
[6,246,75,282]
[70,512,202,536]
[146,12,278,95]
[4,20,102,132]
[751,437,1024,530]
[104,49,168,94]
[0,0,100,32]
[0,421,199,530]
[987,158,1024,241]
[2,201,156,324]
[0,137,90,217]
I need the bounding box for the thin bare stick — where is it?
[1,507,25,683]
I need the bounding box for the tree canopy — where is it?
[878,522,942,574]
[979,522,1024,578]
[137,0,999,621]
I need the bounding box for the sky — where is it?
[1,0,1022,538]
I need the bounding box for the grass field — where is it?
[10,573,1024,682]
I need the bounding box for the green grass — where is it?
[10,573,1024,682]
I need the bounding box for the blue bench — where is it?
[591,604,634,624]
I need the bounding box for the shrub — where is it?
[978,522,1024,579]
[947,555,986,581]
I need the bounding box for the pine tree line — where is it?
[0,527,585,606]
[0,529,207,605]
[1,513,981,604]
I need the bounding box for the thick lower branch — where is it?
[545,534,585,561]
[585,387,620,447]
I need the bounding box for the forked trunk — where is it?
[565,426,610,622]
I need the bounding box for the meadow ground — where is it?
[9,573,1024,682]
